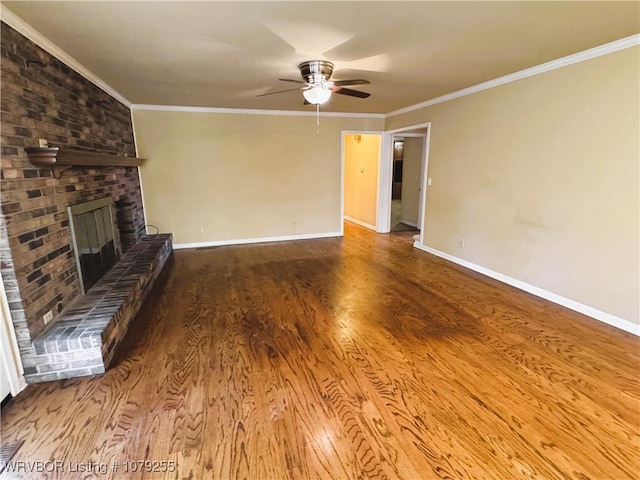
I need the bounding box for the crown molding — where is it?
[132,104,385,119]
[0,5,132,107]
[3,4,636,119]
[386,34,640,118]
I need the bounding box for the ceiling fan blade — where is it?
[256,87,301,98]
[279,78,305,84]
[332,79,370,87]
[333,87,371,99]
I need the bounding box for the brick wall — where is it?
[0,22,145,346]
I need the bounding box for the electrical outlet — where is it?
[38,138,49,148]
[197,226,204,233]
[460,239,465,248]
[43,310,54,325]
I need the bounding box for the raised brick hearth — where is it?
[1,22,172,383]
[21,234,172,382]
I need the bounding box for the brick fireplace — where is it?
[1,22,171,382]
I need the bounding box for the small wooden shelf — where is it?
[25,147,146,168]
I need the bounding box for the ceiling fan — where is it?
[257,60,371,105]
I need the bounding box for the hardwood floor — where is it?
[1,223,638,479]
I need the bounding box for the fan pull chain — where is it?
[316,104,320,135]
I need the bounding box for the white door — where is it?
[0,275,25,399]
[400,136,424,228]
[1,305,14,401]
[1,349,12,401]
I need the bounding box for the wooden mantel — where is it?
[25,147,146,168]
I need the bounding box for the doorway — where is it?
[390,135,424,232]
[378,123,430,237]
[342,132,383,231]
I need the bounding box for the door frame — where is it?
[393,133,427,230]
[379,122,431,240]
[0,272,27,396]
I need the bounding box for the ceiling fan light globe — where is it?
[303,86,331,105]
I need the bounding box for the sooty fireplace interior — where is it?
[67,197,121,293]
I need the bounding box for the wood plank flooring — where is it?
[1,223,638,479]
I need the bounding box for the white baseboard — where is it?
[344,216,377,231]
[174,231,342,250]
[413,241,639,336]
[400,220,419,228]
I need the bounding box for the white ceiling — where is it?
[3,1,639,114]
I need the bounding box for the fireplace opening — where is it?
[67,197,121,293]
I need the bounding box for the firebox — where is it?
[67,197,121,293]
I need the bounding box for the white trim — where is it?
[413,242,640,336]
[419,125,431,238]
[130,108,140,159]
[377,133,393,233]
[344,216,377,231]
[386,34,640,118]
[340,130,387,136]
[132,104,385,119]
[174,231,342,250]
[135,165,149,236]
[134,168,148,235]
[398,131,429,233]
[130,110,150,235]
[399,220,419,228]
[383,122,431,237]
[340,132,345,237]
[1,5,132,107]
[374,134,382,233]
[395,133,427,138]
[378,132,395,234]
[387,122,431,134]
[0,273,27,396]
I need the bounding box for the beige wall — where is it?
[400,137,423,226]
[344,134,381,228]
[133,110,383,244]
[386,46,639,325]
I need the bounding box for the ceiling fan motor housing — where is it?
[298,60,334,85]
